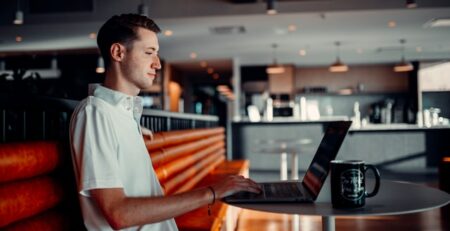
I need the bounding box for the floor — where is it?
[235,168,450,231]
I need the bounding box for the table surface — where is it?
[227,179,450,217]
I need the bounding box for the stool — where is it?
[257,139,312,180]
[439,157,450,193]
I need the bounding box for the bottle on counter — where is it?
[416,111,424,127]
[352,101,361,129]
[300,97,307,121]
[423,109,431,127]
[264,97,273,121]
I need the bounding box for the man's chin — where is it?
[141,79,154,90]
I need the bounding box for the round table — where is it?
[226,179,450,231]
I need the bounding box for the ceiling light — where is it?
[288,25,297,32]
[425,18,450,28]
[299,49,307,56]
[388,21,397,28]
[416,46,422,52]
[266,0,277,15]
[15,36,22,42]
[329,41,349,73]
[164,30,173,36]
[406,0,417,9]
[0,60,5,71]
[89,33,97,39]
[394,60,413,72]
[13,0,23,25]
[200,61,208,68]
[394,39,413,72]
[96,56,105,73]
[266,43,285,74]
[190,52,197,59]
[51,56,58,70]
[138,0,149,17]
[207,67,214,74]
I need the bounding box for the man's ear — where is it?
[110,43,125,62]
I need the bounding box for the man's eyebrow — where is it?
[146,47,158,51]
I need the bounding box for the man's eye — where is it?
[145,52,153,55]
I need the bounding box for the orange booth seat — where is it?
[0,127,248,231]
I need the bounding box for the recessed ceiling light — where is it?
[388,21,397,28]
[298,49,307,56]
[200,61,208,68]
[15,36,22,42]
[207,67,214,74]
[425,18,450,28]
[164,30,173,36]
[416,47,422,52]
[288,24,297,32]
[89,33,97,39]
[190,52,197,59]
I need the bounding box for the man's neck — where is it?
[103,70,140,96]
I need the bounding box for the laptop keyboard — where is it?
[262,182,303,198]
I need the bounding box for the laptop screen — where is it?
[302,121,351,199]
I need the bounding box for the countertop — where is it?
[233,117,450,131]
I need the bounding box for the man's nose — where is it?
[152,56,161,70]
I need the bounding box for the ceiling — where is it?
[1,0,450,70]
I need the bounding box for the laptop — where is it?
[223,121,352,203]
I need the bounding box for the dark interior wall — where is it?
[1,54,103,100]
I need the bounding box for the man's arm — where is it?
[90,175,260,230]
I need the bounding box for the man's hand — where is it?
[141,126,154,140]
[210,175,261,198]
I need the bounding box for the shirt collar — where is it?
[89,84,143,122]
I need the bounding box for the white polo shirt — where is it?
[70,84,178,231]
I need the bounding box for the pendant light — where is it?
[406,0,417,9]
[266,0,277,15]
[138,0,149,17]
[329,41,349,72]
[266,43,285,74]
[13,0,23,25]
[96,56,105,73]
[394,39,413,72]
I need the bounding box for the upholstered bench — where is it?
[0,127,248,231]
[0,141,84,230]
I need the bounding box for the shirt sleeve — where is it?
[71,103,124,197]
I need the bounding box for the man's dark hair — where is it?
[97,14,161,68]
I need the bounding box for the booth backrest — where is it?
[0,141,83,230]
[144,127,226,195]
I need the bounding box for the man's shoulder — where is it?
[72,96,116,119]
[77,96,112,110]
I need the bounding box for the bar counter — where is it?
[231,119,450,172]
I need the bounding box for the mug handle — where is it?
[364,164,381,198]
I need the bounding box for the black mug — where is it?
[330,160,381,208]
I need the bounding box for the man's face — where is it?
[120,27,161,93]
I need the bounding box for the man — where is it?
[70,14,261,230]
